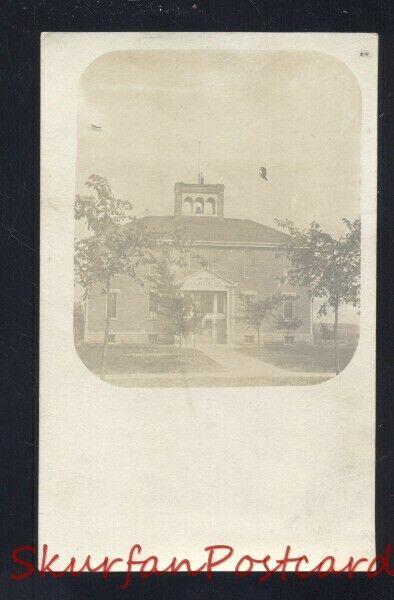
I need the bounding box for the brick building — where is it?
[83,178,312,345]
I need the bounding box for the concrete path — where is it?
[197,344,293,378]
[197,344,334,380]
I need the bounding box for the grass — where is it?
[237,341,358,373]
[76,343,222,375]
[75,341,356,387]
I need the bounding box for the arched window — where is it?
[205,197,216,215]
[194,197,204,214]
[183,197,192,214]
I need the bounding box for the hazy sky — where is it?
[76,50,361,322]
[77,49,361,234]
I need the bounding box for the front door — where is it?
[191,291,227,344]
[200,317,214,343]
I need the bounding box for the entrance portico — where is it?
[180,269,236,344]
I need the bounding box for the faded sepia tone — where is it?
[74,50,361,387]
[40,33,377,569]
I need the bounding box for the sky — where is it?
[76,49,361,322]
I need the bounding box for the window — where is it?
[245,335,255,344]
[183,197,192,214]
[205,198,216,215]
[283,298,294,320]
[206,248,216,269]
[242,290,257,299]
[148,262,158,276]
[106,291,118,319]
[244,250,257,278]
[194,198,204,214]
[148,292,159,320]
[189,250,204,270]
[108,334,116,343]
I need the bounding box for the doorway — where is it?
[189,291,227,344]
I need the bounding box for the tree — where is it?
[275,315,303,346]
[74,174,156,380]
[274,294,302,345]
[238,293,283,349]
[146,259,202,349]
[275,217,361,374]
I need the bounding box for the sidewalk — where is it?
[197,344,335,380]
[197,344,292,377]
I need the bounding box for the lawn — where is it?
[237,341,358,374]
[76,343,222,375]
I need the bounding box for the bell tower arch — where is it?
[174,179,224,219]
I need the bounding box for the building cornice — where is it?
[174,182,225,193]
[191,240,283,248]
[157,238,283,249]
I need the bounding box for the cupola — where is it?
[174,176,224,219]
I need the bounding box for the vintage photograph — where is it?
[74,49,361,387]
[40,32,376,574]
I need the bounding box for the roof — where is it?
[136,215,288,246]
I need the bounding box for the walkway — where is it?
[197,343,295,379]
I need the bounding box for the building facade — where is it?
[83,179,312,345]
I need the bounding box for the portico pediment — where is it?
[180,269,236,292]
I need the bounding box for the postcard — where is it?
[40,32,377,571]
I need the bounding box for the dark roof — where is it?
[136,215,288,245]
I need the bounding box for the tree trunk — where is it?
[100,278,111,381]
[257,325,261,350]
[310,297,315,345]
[83,296,88,344]
[333,304,339,375]
[179,334,182,349]
[193,332,196,360]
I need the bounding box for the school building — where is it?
[83,178,312,345]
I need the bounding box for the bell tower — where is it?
[174,177,225,219]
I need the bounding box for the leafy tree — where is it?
[143,224,190,274]
[275,217,361,374]
[74,174,156,379]
[146,260,202,349]
[275,316,303,345]
[238,293,283,349]
[274,294,302,344]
